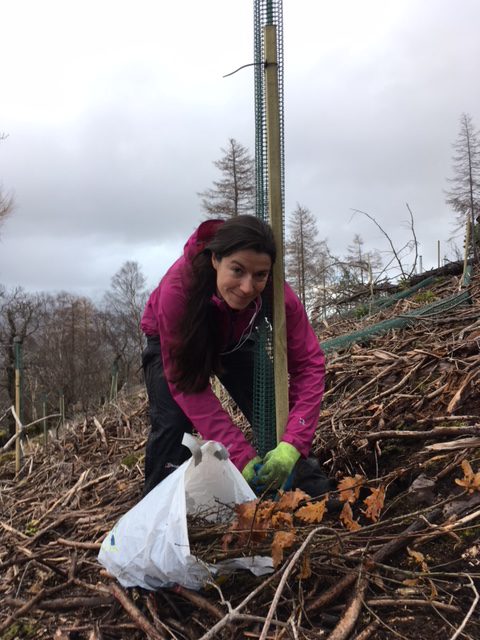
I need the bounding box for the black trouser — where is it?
[142,336,335,498]
[142,336,257,495]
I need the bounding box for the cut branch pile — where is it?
[1,270,480,639]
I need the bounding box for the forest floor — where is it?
[1,265,480,640]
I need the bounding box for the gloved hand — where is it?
[242,456,262,485]
[256,442,301,490]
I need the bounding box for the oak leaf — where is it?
[271,530,296,567]
[402,578,419,587]
[362,486,385,522]
[455,459,480,493]
[338,474,365,503]
[295,499,327,524]
[407,547,429,572]
[255,501,276,523]
[235,500,258,523]
[298,553,312,580]
[272,511,294,529]
[221,531,235,551]
[224,499,275,547]
[276,489,310,511]
[340,502,362,531]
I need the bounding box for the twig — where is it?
[259,527,330,640]
[170,584,225,621]
[448,575,479,640]
[326,569,369,640]
[405,203,419,279]
[5,595,113,611]
[363,425,480,442]
[447,370,480,414]
[145,595,178,640]
[196,566,287,640]
[307,507,443,614]
[109,581,166,640]
[351,208,410,279]
[2,408,61,451]
[367,598,460,613]
[56,538,102,550]
[354,620,380,640]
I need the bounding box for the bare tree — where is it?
[198,138,255,218]
[0,288,42,435]
[0,133,14,232]
[286,204,329,315]
[351,207,418,280]
[31,293,109,413]
[346,234,383,287]
[445,113,480,262]
[103,261,149,386]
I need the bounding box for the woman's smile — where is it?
[211,249,272,310]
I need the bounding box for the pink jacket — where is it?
[141,220,325,472]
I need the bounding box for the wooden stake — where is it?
[14,337,23,474]
[264,24,289,442]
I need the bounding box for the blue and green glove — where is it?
[242,456,262,485]
[256,442,301,490]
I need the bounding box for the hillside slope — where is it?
[1,268,479,639]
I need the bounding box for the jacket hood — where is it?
[183,219,225,262]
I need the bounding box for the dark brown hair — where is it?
[171,215,276,393]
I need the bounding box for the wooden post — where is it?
[437,240,441,268]
[14,337,23,474]
[110,359,119,402]
[42,394,48,449]
[60,394,65,431]
[264,24,289,443]
[461,216,471,288]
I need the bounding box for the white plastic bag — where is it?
[98,436,273,590]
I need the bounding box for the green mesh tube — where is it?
[252,0,284,456]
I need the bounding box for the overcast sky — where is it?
[1,0,479,299]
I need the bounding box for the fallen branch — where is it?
[109,581,166,640]
[5,595,113,611]
[0,590,46,634]
[327,569,369,640]
[196,566,287,640]
[366,598,460,613]
[55,538,102,550]
[170,584,225,621]
[1,407,61,452]
[307,507,443,614]
[363,425,480,442]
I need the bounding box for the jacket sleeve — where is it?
[281,283,325,458]
[153,272,258,472]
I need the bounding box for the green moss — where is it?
[413,290,436,304]
[379,444,404,456]
[354,304,368,319]
[1,621,37,640]
[24,519,39,537]
[0,451,15,466]
[121,452,142,469]
[456,527,479,541]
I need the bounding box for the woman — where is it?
[141,215,327,496]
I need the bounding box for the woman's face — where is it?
[211,249,272,310]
